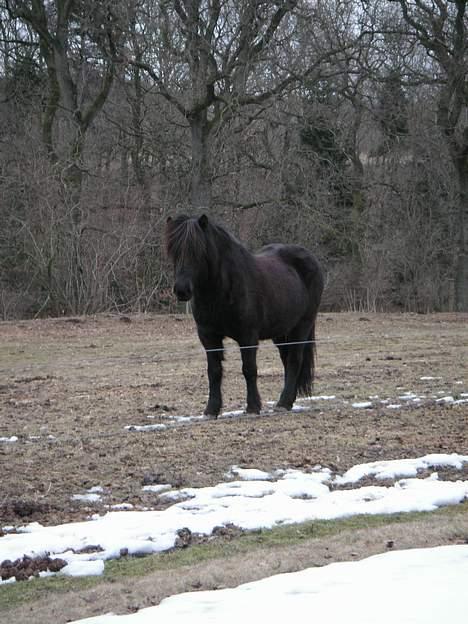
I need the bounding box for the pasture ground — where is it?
[0,312,467,622]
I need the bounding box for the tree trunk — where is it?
[129,6,152,212]
[454,153,468,311]
[131,64,152,209]
[190,111,212,210]
[62,127,86,314]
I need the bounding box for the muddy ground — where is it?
[0,312,467,621]
[1,312,467,525]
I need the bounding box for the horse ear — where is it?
[198,214,209,229]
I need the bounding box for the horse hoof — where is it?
[273,404,290,413]
[245,404,261,416]
[204,411,219,420]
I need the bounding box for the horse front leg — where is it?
[198,331,223,418]
[240,340,261,415]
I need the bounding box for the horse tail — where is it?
[297,324,316,397]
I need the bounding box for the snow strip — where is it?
[68,545,468,624]
[1,454,468,581]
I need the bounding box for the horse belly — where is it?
[258,269,310,339]
[259,301,306,339]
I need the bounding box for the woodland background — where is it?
[0,0,467,319]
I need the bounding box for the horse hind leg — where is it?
[296,324,315,397]
[273,336,288,386]
[276,340,305,411]
[275,323,314,410]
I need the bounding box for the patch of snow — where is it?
[228,466,271,481]
[72,493,102,503]
[398,392,419,401]
[109,504,134,511]
[437,396,454,404]
[169,415,205,423]
[159,488,198,503]
[125,424,167,432]
[335,453,468,485]
[16,522,44,533]
[291,405,308,412]
[72,487,104,503]
[278,467,331,482]
[142,484,172,494]
[61,560,105,577]
[220,410,245,418]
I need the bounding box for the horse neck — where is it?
[196,232,255,301]
[222,228,255,268]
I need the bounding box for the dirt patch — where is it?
[0,555,67,582]
[0,312,467,620]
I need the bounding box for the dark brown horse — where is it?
[166,214,324,417]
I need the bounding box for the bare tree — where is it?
[5,0,120,311]
[6,1,118,204]
[390,0,468,311]
[128,0,361,211]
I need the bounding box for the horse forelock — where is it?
[166,216,208,266]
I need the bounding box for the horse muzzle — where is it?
[173,280,193,302]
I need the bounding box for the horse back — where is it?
[257,244,323,295]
